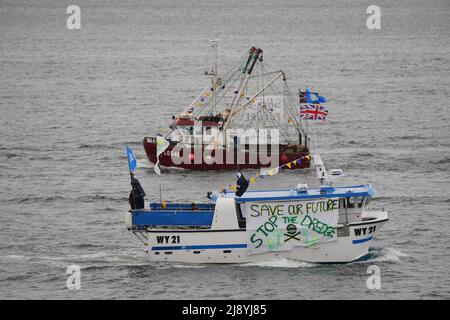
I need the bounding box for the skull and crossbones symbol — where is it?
[284,223,301,242]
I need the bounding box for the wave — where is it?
[0,254,30,262]
[394,135,427,141]
[67,252,137,262]
[78,144,110,150]
[171,264,206,269]
[3,194,126,205]
[2,152,19,158]
[240,258,316,268]
[24,252,150,270]
[11,195,66,204]
[28,156,53,160]
[375,195,448,203]
[355,152,375,158]
[0,146,49,152]
[78,141,142,150]
[137,158,154,169]
[3,274,33,281]
[76,194,125,203]
[358,247,409,263]
[429,158,450,165]
[73,243,109,249]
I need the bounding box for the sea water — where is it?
[0,0,449,299]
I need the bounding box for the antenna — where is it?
[311,126,328,185]
[206,39,220,115]
[312,138,344,185]
[313,125,318,154]
[312,153,330,185]
[209,39,220,77]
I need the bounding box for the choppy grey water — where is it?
[1,0,449,300]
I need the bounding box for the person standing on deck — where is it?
[130,173,145,210]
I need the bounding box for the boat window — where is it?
[346,197,355,208]
[236,203,246,229]
[357,197,365,208]
[339,198,346,209]
[364,197,371,208]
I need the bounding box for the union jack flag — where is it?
[300,104,329,121]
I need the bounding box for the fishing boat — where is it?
[143,43,312,170]
[124,153,388,264]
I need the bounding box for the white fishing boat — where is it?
[124,153,388,263]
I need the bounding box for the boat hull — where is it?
[142,212,388,264]
[143,137,310,170]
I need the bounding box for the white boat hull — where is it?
[142,211,388,264]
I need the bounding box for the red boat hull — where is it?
[143,137,310,170]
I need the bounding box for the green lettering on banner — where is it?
[300,215,336,237]
[246,198,338,254]
[250,204,260,217]
[268,215,278,226]
[260,205,271,216]
[251,234,263,248]
[288,203,303,215]
[283,216,298,224]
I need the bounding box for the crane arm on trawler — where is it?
[223,70,295,143]
[223,48,263,130]
[160,46,308,148]
[259,62,305,138]
[223,70,285,129]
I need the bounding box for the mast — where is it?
[207,39,219,115]
[226,71,285,122]
[170,46,308,148]
[313,153,330,185]
[223,47,263,131]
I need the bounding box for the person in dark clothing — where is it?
[130,173,146,210]
[128,190,135,210]
[235,171,249,198]
[299,90,306,103]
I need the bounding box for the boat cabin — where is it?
[125,184,375,232]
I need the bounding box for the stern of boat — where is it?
[143,137,158,164]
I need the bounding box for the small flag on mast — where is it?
[125,146,137,173]
[306,88,327,104]
[154,135,170,176]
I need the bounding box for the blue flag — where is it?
[125,146,137,173]
[306,88,327,104]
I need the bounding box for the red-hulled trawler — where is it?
[144,43,311,170]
